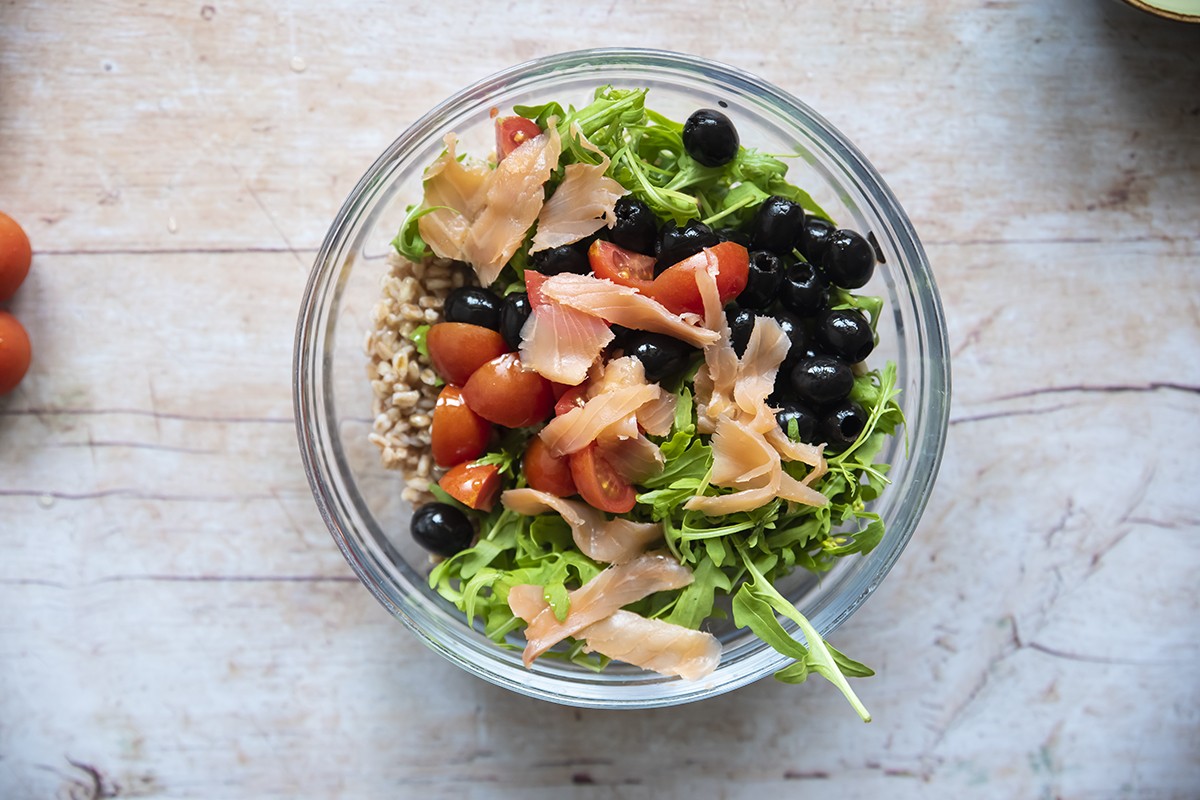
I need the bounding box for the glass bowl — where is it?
[294,48,950,709]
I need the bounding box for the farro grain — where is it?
[365,252,475,506]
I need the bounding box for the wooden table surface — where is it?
[2,2,1198,798]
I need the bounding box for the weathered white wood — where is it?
[1,0,1198,798]
[1,2,1198,254]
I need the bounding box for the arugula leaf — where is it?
[734,544,872,722]
[664,559,732,628]
[543,582,571,622]
[829,288,885,330]
[407,324,431,358]
[470,428,535,484]
[513,100,566,131]
[641,438,711,491]
[391,204,453,262]
[427,482,471,513]
[821,513,885,557]
[670,386,693,437]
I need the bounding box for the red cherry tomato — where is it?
[0,212,32,302]
[461,352,555,428]
[648,241,749,315]
[523,436,577,497]
[496,116,542,161]
[426,322,510,386]
[569,444,637,514]
[438,461,502,511]
[524,270,549,308]
[554,385,588,417]
[0,312,31,395]
[431,385,492,468]
[588,240,656,293]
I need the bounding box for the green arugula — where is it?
[392,204,454,262]
[406,324,431,358]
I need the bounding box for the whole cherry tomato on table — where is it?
[0,312,32,396]
[0,211,32,302]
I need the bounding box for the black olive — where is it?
[816,308,875,363]
[682,108,740,167]
[790,355,854,407]
[821,229,876,289]
[410,502,475,557]
[770,366,795,404]
[780,259,829,318]
[715,226,751,248]
[609,324,636,351]
[775,400,819,443]
[821,400,868,450]
[610,196,658,254]
[444,287,503,330]
[726,306,756,357]
[739,251,785,310]
[499,292,531,350]
[750,196,805,256]
[771,309,808,361]
[657,219,721,272]
[530,244,591,276]
[625,332,695,383]
[799,217,837,264]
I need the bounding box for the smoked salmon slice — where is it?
[519,296,613,385]
[417,127,563,287]
[464,126,563,285]
[539,274,719,348]
[417,134,489,263]
[587,356,678,436]
[530,127,625,253]
[580,611,721,681]
[515,552,694,666]
[500,488,661,565]
[539,383,661,457]
[506,587,721,681]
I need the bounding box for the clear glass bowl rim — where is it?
[294,47,952,709]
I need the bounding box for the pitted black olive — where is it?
[444,287,503,330]
[682,109,740,167]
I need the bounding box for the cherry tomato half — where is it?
[523,270,549,308]
[0,211,32,303]
[569,444,637,514]
[426,322,510,386]
[431,385,492,468]
[438,461,502,512]
[0,311,31,395]
[588,240,656,293]
[496,116,542,161]
[462,352,555,429]
[554,385,589,417]
[524,436,577,497]
[649,241,749,315]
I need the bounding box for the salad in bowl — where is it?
[295,50,949,712]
